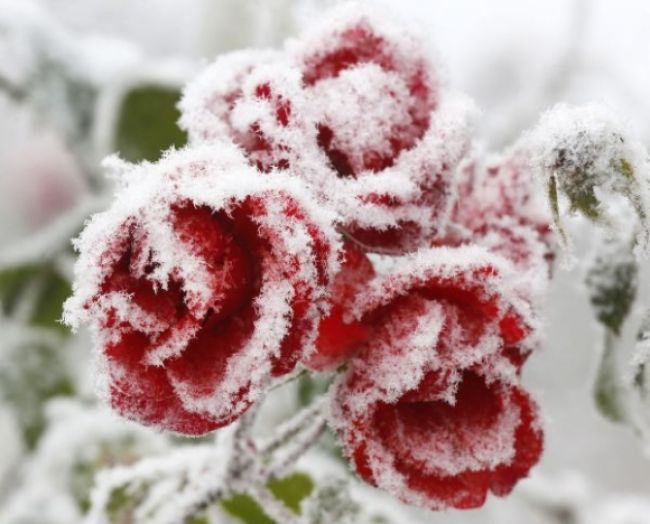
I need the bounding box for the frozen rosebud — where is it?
[522,103,650,249]
[304,242,375,371]
[179,50,281,146]
[64,145,340,435]
[288,4,474,253]
[445,156,555,276]
[331,357,543,511]
[352,246,537,370]
[180,4,475,254]
[180,52,310,174]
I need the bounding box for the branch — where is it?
[258,395,327,456]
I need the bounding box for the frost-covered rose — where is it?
[354,246,536,369]
[180,4,475,254]
[330,247,543,509]
[332,360,543,510]
[304,242,375,371]
[64,145,339,435]
[446,155,554,275]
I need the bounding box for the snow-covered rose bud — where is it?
[444,155,554,277]
[288,5,474,253]
[180,4,475,254]
[64,145,339,435]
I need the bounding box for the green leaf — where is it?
[594,330,627,423]
[585,240,638,336]
[31,268,72,334]
[0,265,41,314]
[0,340,75,447]
[222,494,275,524]
[114,85,187,162]
[221,473,314,524]
[186,516,210,524]
[268,473,314,512]
[105,484,147,524]
[0,264,72,335]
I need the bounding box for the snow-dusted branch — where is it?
[90,388,329,524]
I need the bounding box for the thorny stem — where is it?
[265,417,327,481]
[177,390,328,523]
[258,395,328,456]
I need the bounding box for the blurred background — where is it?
[1,0,650,522]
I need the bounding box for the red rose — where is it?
[446,155,554,274]
[304,242,375,371]
[180,4,475,254]
[332,361,543,510]
[330,247,543,509]
[353,246,536,369]
[180,51,304,174]
[64,146,339,435]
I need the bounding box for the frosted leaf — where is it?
[522,103,650,253]
[0,320,75,447]
[64,145,341,435]
[86,439,232,524]
[0,399,169,524]
[0,486,81,524]
[24,400,168,511]
[585,235,638,336]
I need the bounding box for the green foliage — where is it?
[0,264,72,335]
[0,265,41,314]
[222,472,314,524]
[297,373,335,407]
[114,85,187,162]
[594,331,628,423]
[585,241,638,336]
[186,516,210,524]
[0,340,75,447]
[70,437,140,513]
[105,484,148,524]
[31,269,72,334]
